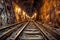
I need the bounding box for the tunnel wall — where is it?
[40,0,60,27]
[0,0,17,26]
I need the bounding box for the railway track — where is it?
[0,21,27,40]
[6,22,29,40]
[36,21,60,40]
[16,21,55,40]
[0,21,59,40]
[16,21,45,40]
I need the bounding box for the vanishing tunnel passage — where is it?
[0,0,60,40]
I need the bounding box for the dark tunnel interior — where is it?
[0,0,60,29]
[0,0,60,40]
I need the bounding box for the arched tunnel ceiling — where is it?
[13,0,44,16]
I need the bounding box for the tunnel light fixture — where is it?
[34,13,37,16]
[26,14,30,18]
[31,12,37,19]
[23,11,25,15]
[18,8,21,13]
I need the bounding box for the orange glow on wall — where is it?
[40,0,58,22]
[12,2,21,22]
